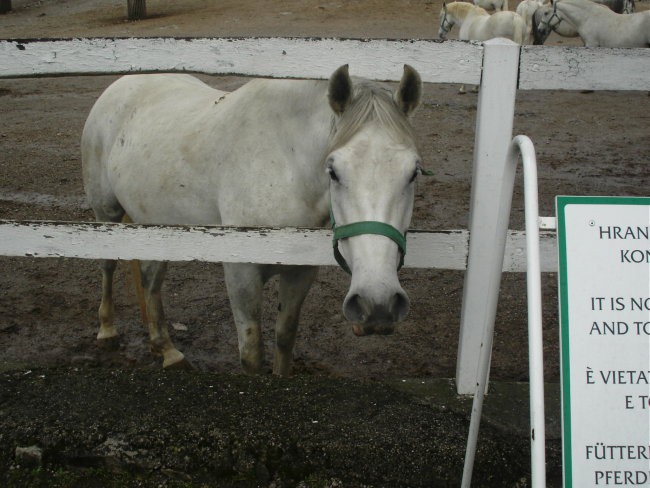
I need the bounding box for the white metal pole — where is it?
[461,135,546,487]
[514,135,546,488]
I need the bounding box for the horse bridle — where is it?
[330,205,407,274]
[440,9,453,36]
[540,3,563,32]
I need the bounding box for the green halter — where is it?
[330,206,407,274]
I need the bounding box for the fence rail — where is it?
[0,219,558,272]
[2,37,649,90]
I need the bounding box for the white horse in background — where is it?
[536,0,650,46]
[439,1,526,91]
[531,0,636,44]
[439,2,526,42]
[517,0,545,42]
[531,2,579,43]
[474,0,509,12]
[82,65,423,373]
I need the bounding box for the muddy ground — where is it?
[0,0,649,486]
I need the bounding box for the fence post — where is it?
[456,38,520,395]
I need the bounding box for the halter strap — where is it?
[440,10,453,35]
[542,4,563,31]
[330,207,407,274]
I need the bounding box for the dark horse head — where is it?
[531,7,552,45]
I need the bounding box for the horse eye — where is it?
[410,162,423,183]
[327,167,339,182]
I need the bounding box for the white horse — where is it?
[474,0,509,12]
[439,2,526,42]
[82,65,423,373]
[531,2,579,43]
[439,1,526,91]
[531,0,636,44]
[536,0,650,46]
[517,0,545,42]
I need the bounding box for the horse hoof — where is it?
[97,335,120,351]
[163,356,193,370]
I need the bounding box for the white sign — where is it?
[557,196,650,487]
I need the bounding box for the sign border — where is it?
[555,195,650,488]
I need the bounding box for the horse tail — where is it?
[513,14,526,43]
[513,29,522,44]
[121,214,148,326]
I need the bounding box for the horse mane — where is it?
[447,1,488,18]
[326,79,417,156]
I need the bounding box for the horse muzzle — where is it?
[330,215,411,335]
[343,286,410,336]
[536,23,550,38]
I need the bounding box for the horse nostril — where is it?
[343,289,410,331]
[389,291,410,323]
[343,293,369,323]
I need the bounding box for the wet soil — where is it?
[0,368,566,487]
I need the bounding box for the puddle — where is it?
[0,189,89,210]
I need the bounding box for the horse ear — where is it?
[394,64,422,116]
[328,64,353,115]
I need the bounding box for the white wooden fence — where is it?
[1,37,648,396]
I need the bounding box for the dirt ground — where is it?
[1,0,649,382]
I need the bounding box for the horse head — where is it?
[326,64,422,336]
[535,1,563,42]
[439,2,454,39]
[531,6,552,44]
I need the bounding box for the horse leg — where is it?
[97,259,120,349]
[91,205,125,349]
[273,266,319,376]
[223,263,265,374]
[458,84,467,94]
[139,260,189,369]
